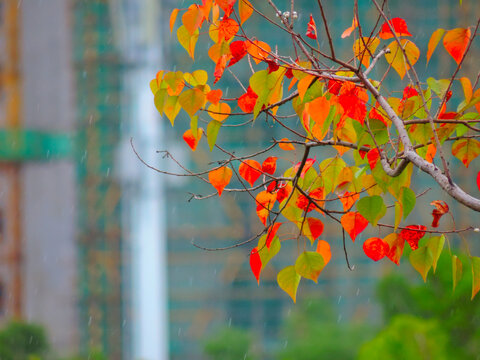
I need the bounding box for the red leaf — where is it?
[402,85,419,100]
[367,148,381,170]
[250,247,262,283]
[238,86,258,113]
[369,107,388,126]
[294,157,316,178]
[209,166,232,196]
[266,223,282,248]
[338,81,368,124]
[307,218,324,240]
[262,156,277,175]
[275,183,291,203]
[239,159,262,186]
[296,188,323,213]
[215,0,236,16]
[400,225,427,250]
[266,59,280,73]
[285,68,294,79]
[207,89,223,105]
[430,200,449,228]
[228,40,247,67]
[379,17,412,40]
[443,27,471,65]
[341,212,369,242]
[477,171,480,192]
[182,128,202,151]
[306,15,317,40]
[327,80,341,95]
[363,237,389,261]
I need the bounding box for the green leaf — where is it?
[356,195,387,226]
[207,120,222,151]
[319,157,347,194]
[178,88,206,116]
[427,77,450,99]
[409,245,434,282]
[190,116,199,139]
[249,69,284,119]
[154,88,168,116]
[427,235,445,273]
[295,251,325,283]
[277,266,301,303]
[452,255,462,292]
[163,96,182,126]
[257,235,281,269]
[399,187,416,219]
[150,79,159,94]
[471,256,480,299]
[302,80,324,103]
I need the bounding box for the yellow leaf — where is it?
[385,39,420,79]
[177,25,199,59]
[277,266,301,303]
[353,37,380,67]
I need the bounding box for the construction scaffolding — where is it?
[73,1,124,358]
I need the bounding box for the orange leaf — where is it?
[379,17,412,39]
[239,159,262,186]
[384,233,405,265]
[207,89,223,105]
[209,166,232,196]
[246,40,271,64]
[443,27,471,65]
[208,102,231,121]
[363,237,389,261]
[279,138,295,151]
[266,223,282,248]
[341,212,368,242]
[316,240,331,265]
[170,9,180,33]
[452,138,480,168]
[297,74,316,101]
[426,28,445,64]
[218,16,239,41]
[306,218,324,240]
[341,15,358,38]
[262,156,277,175]
[306,14,317,40]
[182,128,203,151]
[339,191,359,212]
[256,191,277,225]
[182,5,205,35]
[238,0,253,24]
[250,247,262,283]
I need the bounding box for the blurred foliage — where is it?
[358,315,449,360]
[277,299,374,360]
[204,327,256,360]
[0,322,48,360]
[374,252,480,359]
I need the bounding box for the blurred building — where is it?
[0,1,476,360]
